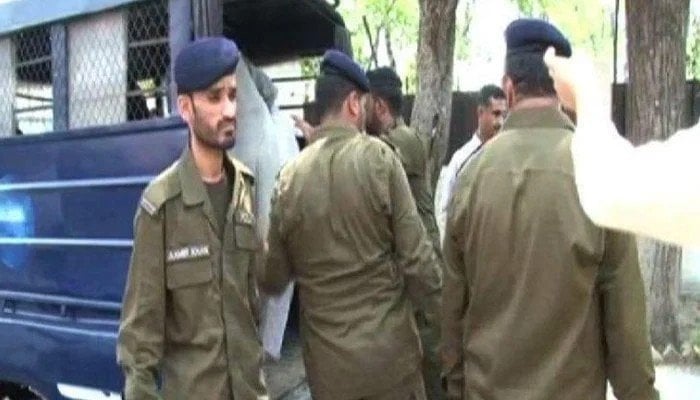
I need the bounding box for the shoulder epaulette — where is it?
[228,156,256,185]
[140,162,181,216]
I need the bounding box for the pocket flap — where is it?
[235,223,259,250]
[166,260,213,289]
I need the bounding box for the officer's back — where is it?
[442,20,658,400]
[262,51,440,400]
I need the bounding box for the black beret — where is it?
[367,67,402,92]
[320,50,370,92]
[174,37,240,94]
[505,18,572,58]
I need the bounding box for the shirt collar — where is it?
[178,147,236,206]
[316,122,361,142]
[502,105,575,132]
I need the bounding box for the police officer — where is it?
[441,19,658,400]
[366,67,441,256]
[366,67,444,400]
[117,37,267,400]
[260,50,442,400]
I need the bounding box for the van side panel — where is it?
[0,119,187,397]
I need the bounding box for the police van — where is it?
[0,0,349,398]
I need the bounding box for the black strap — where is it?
[455,143,484,176]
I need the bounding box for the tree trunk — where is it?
[411,0,458,191]
[625,0,689,351]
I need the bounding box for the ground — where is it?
[263,330,310,400]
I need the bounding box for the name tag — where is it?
[166,244,210,263]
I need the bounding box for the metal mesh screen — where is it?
[126,0,171,121]
[68,10,128,129]
[1,0,171,135]
[13,26,53,135]
[69,0,171,128]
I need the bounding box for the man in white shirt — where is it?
[544,47,700,247]
[435,84,507,242]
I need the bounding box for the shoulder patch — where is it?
[140,197,158,215]
[140,162,181,216]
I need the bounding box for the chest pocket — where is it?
[234,209,259,251]
[166,260,212,289]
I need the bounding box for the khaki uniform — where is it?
[381,118,440,252]
[442,107,658,400]
[261,125,442,400]
[117,149,267,400]
[381,118,443,400]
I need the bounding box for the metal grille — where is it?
[69,0,170,128]
[13,26,53,135]
[127,0,171,121]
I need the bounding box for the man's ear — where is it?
[347,91,361,118]
[502,75,515,107]
[177,94,193,124]
[378,97,390,116]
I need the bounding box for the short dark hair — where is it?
[505,52,556,98]
[366,67,403,117]
[478,84,506,107]
[315,74,358,118]
[372,87,403,117]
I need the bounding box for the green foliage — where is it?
[454,0,475,60]
[511,0,616,81]
[687,16,700,80]
[336,0,420,91]
[300,57,320,78]
[517,0,614,58]
[338,0,418,67]
[515,0,547,17]
[692,326,700,348]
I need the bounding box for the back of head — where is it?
[505,53,556,98]
[504,19,571,100]
[315,74,359,119]
[367,67,403,117]
[315,50,370,121]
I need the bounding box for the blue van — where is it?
[0,1,349,398]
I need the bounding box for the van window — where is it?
[69,0,170,128]
[10,26,53,136]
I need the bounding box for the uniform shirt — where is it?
[380,117,444,400]
[261,124,442,400]
[435,132,481,244]
[572,118,700,247]
[381,117,441,252]
[117,149,267,400]
[442,107,658,400]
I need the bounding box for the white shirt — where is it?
[435,133,482,244]
[572,118,700,247]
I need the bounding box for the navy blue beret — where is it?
[367,67,402,91]
[174,37,240,94]
[505,18,572,58]
[320,50,370,92]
